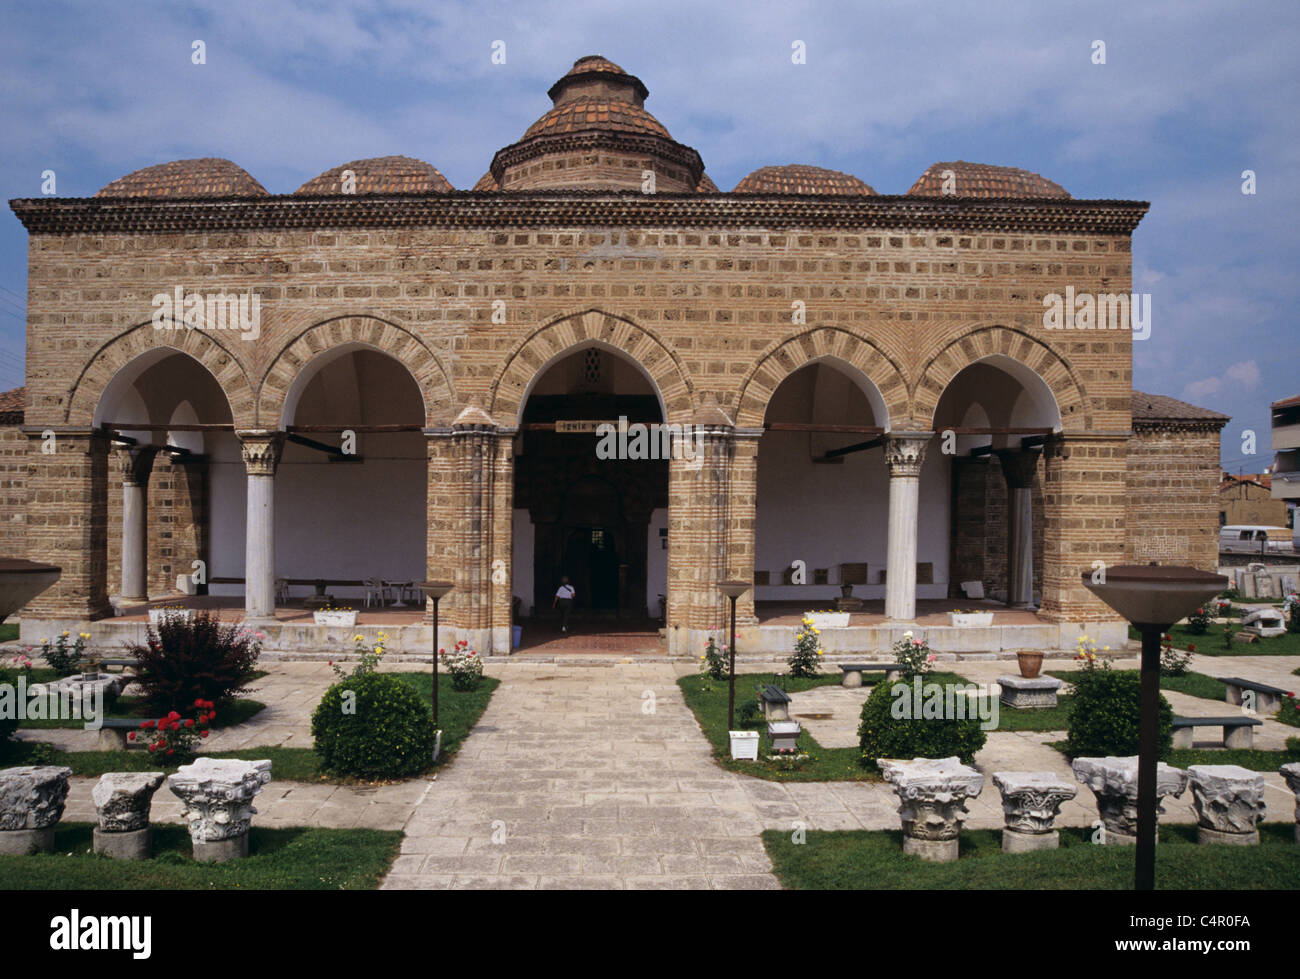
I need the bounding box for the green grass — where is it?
[1048,669,1227,703]
[986,695,1073,732]
[1134,623,1300,656]
[0,623,17,642]
[1169,744,1300,771]
[677,669,971,782]
[763,823,1300,889]
[0,823,401,889]
[2,671,498,783]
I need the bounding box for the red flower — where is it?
[1187,644,1196,652]
[184,719,194,728]
[200,731,209,739]
[147,744,157,753]
[127,732,136,742]
[141,720,155,730]
[165,749,175,756]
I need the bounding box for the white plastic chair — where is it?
[363,578,390,608]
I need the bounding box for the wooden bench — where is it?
[839,662,905,687]
[96,717,143,751]
[757,684,791,721]
[1171,715,1262,750]
[1217,676,1289,714]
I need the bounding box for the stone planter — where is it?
[767,721,801,753]
[998,674,1061,709]
[1015,650,1044,678]
[808,612,849,629]
[949,612,994,628]
[148,608,192,627]
[313,609,358,627]
[729,730,759,761]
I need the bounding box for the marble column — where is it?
[238,431,284,623]
[884,432,932,621]
[115,447,157,602]
[995,449,1040,610]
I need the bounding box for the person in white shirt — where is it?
[553,577,575,632]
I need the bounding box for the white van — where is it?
[1220,525,1292,554]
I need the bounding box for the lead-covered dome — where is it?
[96,158,268,198]
[295,155,453,195]
[488,55,704,192]
[733,164,876,195]
[908,161,1070,198]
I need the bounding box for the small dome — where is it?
[472,171,500,191]
[908,161,1070,199]
[733,164,876,195]
[96,158,267,198]
[295,155,452,195]
[522,99,672,140]
[548,55,648,105]
[696,173,719,193]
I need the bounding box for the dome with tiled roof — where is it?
[908,161,1070,199]
[472,171,500,191]
[489,55,704,193]
[295,156,452,195]
[696,173,719,193]
[733,164,876,196]
[96,158,268,198]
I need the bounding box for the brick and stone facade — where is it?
[0,55,1228,654]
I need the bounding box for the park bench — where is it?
[1217,676,1289,714]
[757,684,791,721]
[96,717,143,751]
[839,662,905,687]
[1171,715,1262,750]
[97,658,139,674]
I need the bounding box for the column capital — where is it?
[114,445,158,487]
[236,431,285,476]
[883,431,933,478]
[994,448,1041,489]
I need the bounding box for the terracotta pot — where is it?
[1016,650,1044,678]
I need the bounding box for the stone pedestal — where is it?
[93,827,151,860]
[879,756,983,863]
[1071,756,1187,844]
[998,675,1062,709]
[1280,763,1300,843]
[0,827,54,855]
[168,758,272,863]
[992,771,1077,852]
[0,766,72,854]
[1187,765,1265,845]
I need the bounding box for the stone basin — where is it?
[0,558,61,623]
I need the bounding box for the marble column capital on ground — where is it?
[882,431,933,478]
[236,430,285,477]
[1072,756,1188,843]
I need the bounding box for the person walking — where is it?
[553,576,575,632]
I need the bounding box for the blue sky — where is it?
[1,0,1296,469]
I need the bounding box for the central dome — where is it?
[489,55,704,192]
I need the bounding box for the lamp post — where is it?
[718,580,751,730]
[416,581,455,729]
[1081,563,1226,890]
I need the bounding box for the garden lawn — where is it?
[1,672,499,782]
[1047,669,1226,702]
[0,623,17,642]
[0,823,400,889]
[677,670,971,782]
[1133,624,1300,656]
[763,824,1300,889]
[17,696,266,730]
[1169,744,1300,771]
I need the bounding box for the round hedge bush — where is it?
[311,673,436,779]
[857,677,987,769]
[1066,668,1172,760]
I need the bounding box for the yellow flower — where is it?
[354,634,364,642]
[61,630,69,637]
[79,633,90,639]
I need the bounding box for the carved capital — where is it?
[237,431,285,476]
[883,432,933,478]
[114,446,158,487]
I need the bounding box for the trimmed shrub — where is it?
[126,612,261,713]
[857,677,987,769]
[1066,668,1172,760]
[311,673,436,779]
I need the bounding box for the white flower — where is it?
[902,630,913,639]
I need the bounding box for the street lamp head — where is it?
[1080,564,1227,631]
[718,580,750,601]
[416,580,455,601]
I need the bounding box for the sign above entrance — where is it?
[554,420,620,433]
